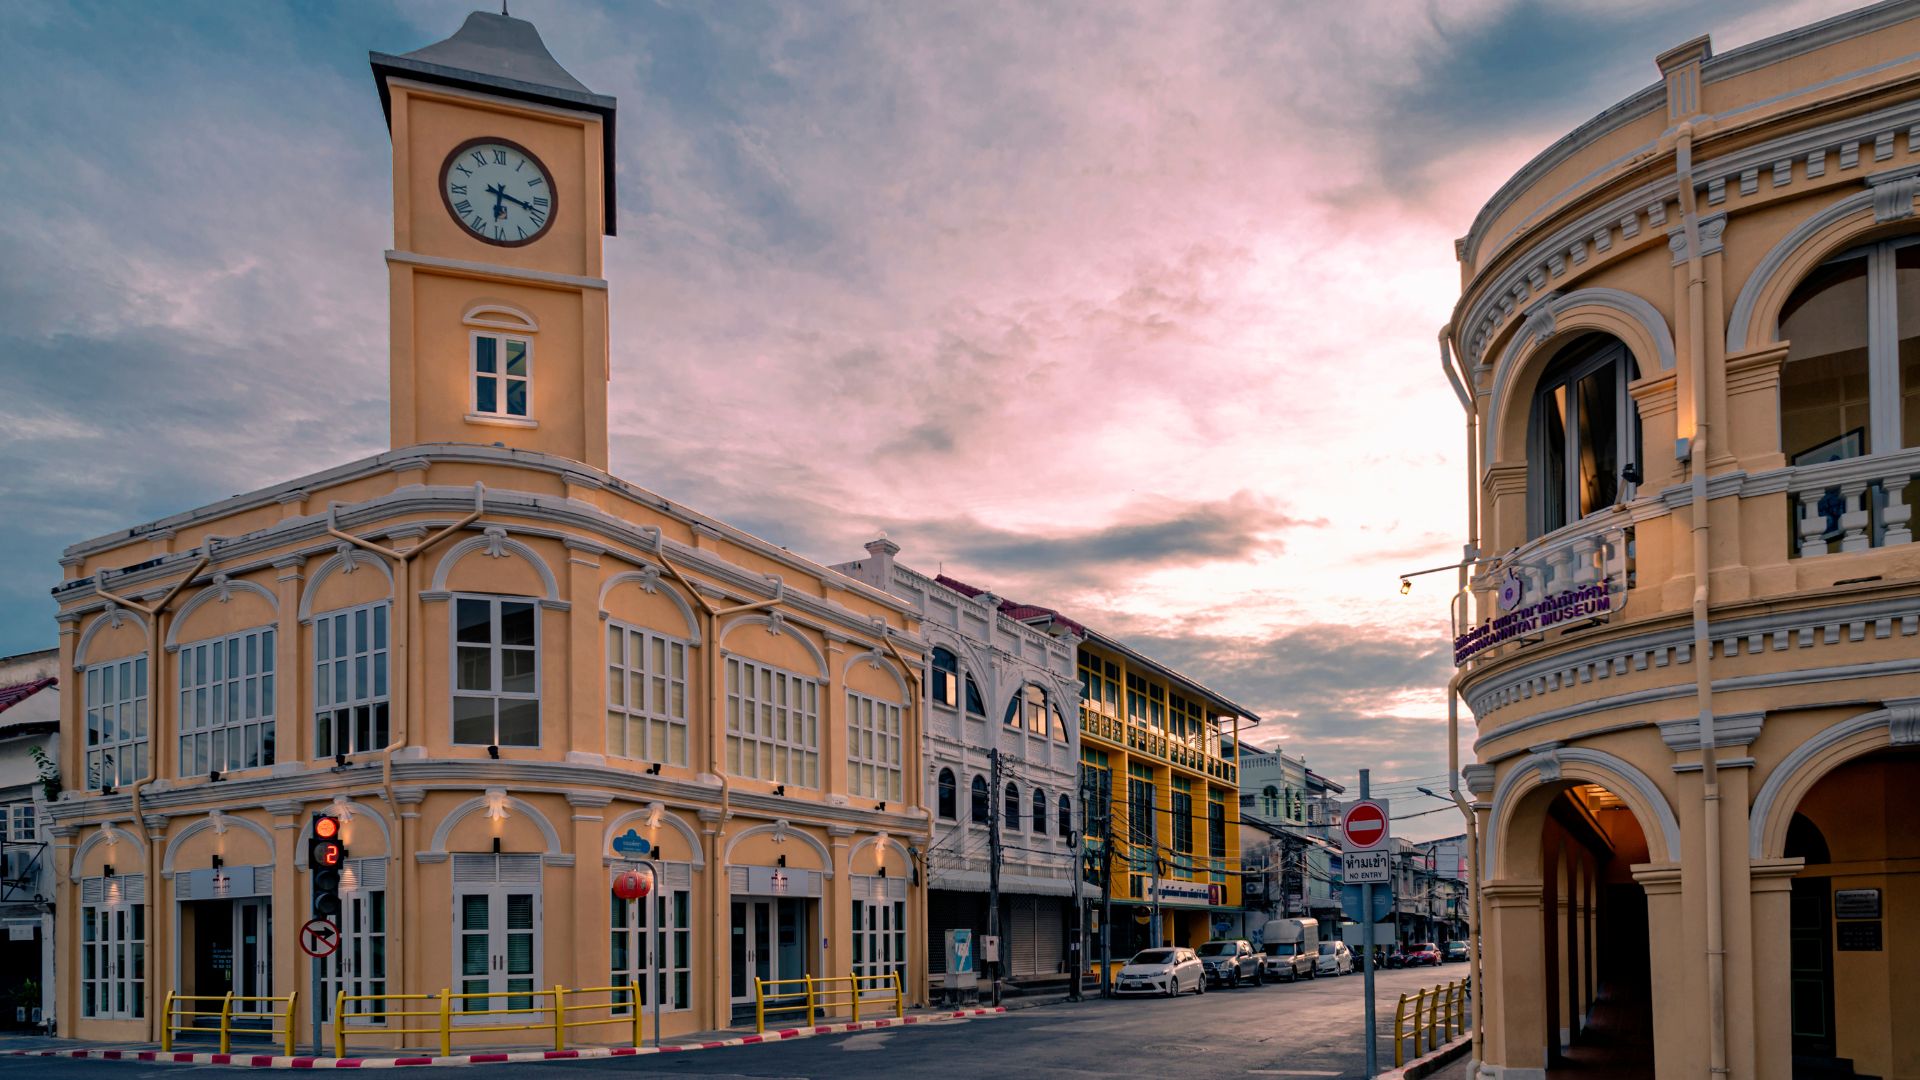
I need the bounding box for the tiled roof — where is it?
[0,676,56,718]
[930,575,1089,638]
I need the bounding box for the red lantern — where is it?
[612,867,654,900]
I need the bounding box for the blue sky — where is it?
[0,0,1861,824]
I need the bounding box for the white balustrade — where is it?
[1787,447,1920,557]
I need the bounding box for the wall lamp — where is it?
[772,785,786,797]
[208,770,223,783]
[211,854,224,870]
[875,801,887,812]
[103,864,116,878]
[1395,554,1496,596]
[487,744,500,760]
[646,762,663,775]
[334,752,348,770]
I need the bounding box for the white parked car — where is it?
[1115,947,1207,997]
[1316,940,1354,976]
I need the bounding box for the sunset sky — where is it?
[0,0,1861,835]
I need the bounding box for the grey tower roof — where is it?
[372,11,618,235]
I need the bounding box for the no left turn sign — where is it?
[1341,799,1390,852]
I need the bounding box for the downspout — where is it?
[1440,322,1486,1068]
[1675,122,1729,1080]
[95,549,211,1039]
[878,633,933,1005]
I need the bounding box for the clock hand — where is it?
[487,183,539,212]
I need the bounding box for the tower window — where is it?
[472,332,532,420]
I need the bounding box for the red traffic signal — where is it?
[313,816,341,841]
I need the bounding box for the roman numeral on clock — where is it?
[453,200,472,214]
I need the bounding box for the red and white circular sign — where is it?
[1342,800,1389,850]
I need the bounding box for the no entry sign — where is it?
[1340,799,1390,853]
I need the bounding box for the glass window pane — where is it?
[501,649,537,694]
[474,336,497,373]
[1541,383,1569,532]
[1575,369,1619,515]
[505,340,528,376]
[456,599,493,644]
[1897,245,1920,449]
[452,697,494,745]
[497,699,539,746]
[499,603,535,647]
[1782,255,1872,461]
[457,647,492,692]
[506,380,527,416]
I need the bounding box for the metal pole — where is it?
[1099,780,1113,997]
[1071,782,1085,1002]
[1361,769,1377,1080]
[310,944,323,1058]
[987,748,1002,1008]
[650,858,662,1049]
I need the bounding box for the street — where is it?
[0,966,1467,1080]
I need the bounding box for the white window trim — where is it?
[450,594,542,748]
[467,329,536,425]
[845,691,903,801]
[315,602,392,759]
[177,626,278,776]
[606,621,691,766]
[850,881,908,994]
[1796,236,1920,454]
[724,656,820,788]
[451,856,543,1024]
[80,876,145,1020]
[1527,338,1637,539]
[321,859,388,1024]
[84,656,148,792]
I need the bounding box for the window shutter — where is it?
[176,873,196,901]
[453,853,495,885]
[345,856,386,891]
[82,877,105,905]
[123,874,147,904]
[665,862,692,890]
[729,866,748,893]
[254,864,273,895]
[498,854,541,885]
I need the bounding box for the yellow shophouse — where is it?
[48,10,927,1049]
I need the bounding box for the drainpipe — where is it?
[1439,324,1487,1067]
[1674,122,1729,1080]
[326,483,484,1011]
[95,548,212,1040]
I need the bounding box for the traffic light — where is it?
[309,814,347,920]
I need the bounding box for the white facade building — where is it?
[833,539,1085,993]
[0,648,58,1031]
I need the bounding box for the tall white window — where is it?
[724,657,819,787]
[851,877,907,993]
[606,622,689,766]
[453,596,540,747]
[84,656,147,791]
[321,858,387,1023]
[846,692,903,801]
[452,854,541,1016]
[80,875,145,1019]
[1528,337,1638,539]
[471,332,532,419]
[7,802,40,843]
[316,603,390,758]
[177,627,276,775]
[610,863,693,1013]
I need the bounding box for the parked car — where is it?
[1444,941,1468,963]
[1198,940,1265,987]
[1405,942,1443,967]
[1260,917,1320,982]
[1115,947,1206,997]
[1315,940,1354,976]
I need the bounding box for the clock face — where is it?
[440,138,554,247]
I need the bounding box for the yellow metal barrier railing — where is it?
[161,990,298,1055]
[333,983,643,1058]
[1392,979,1471,1067]
[754,972,904,1033]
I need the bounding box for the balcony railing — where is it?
[1078,707,1238,783]
[1790,447,1919,557]
[1475,507,1633,607]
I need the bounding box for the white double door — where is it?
[457,886,541,1014]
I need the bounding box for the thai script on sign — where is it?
[1452,580,1612,665]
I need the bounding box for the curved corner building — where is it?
[1448,4,1920,1078]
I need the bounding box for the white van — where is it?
[1261,917,1321,982]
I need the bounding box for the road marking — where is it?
[1246,1071,1343,1077]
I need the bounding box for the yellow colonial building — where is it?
[1067,626,1251,956]
[48,10,928,1047]
[1448,4,1920,1078]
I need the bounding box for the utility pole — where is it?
[1098,780,1113,997]
[1070,776,1085,1003]
[986,747,1003,1007]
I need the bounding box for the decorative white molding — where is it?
[1749,701,1920,858]
[74,606,150,670]
[1658,711,1766,752]
[164,577,279,648]
[160,812,277,874]
[1485,746,1682,879]
[426,793,563,855]
[298,548,395,623]
[1485,287,1677,462]
[429,528,560,602]
[602,806,706,868]
[720,612,828,678]
[462,303,539,332]
[722,820,834,878]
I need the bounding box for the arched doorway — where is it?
[1780,747,1920,1079]
[1487,769,1668,1078]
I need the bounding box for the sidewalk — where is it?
[0,1008,1007,1069]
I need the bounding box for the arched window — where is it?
[970,775,990,823]
[1528,335,1640,538]
[1005,782,1021,830]
[930,648,960,709]
[1779,239,1920,551]
[964,675,986,717]
[1261,785,1280,818]
[1033,788,1048,835]
[1004,685,1048,733]
[1051,705,1068,741]
[1058,794,1072,838]
[937,767,957,820]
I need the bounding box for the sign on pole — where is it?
[1340,799,1390,852]
[1343,850,1392,885]
[300,918,341,958]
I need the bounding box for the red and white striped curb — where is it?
[3,1009,1006,1069]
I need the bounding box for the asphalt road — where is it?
[0,965,1468,1080]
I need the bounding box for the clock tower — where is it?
[371,11,617,469]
